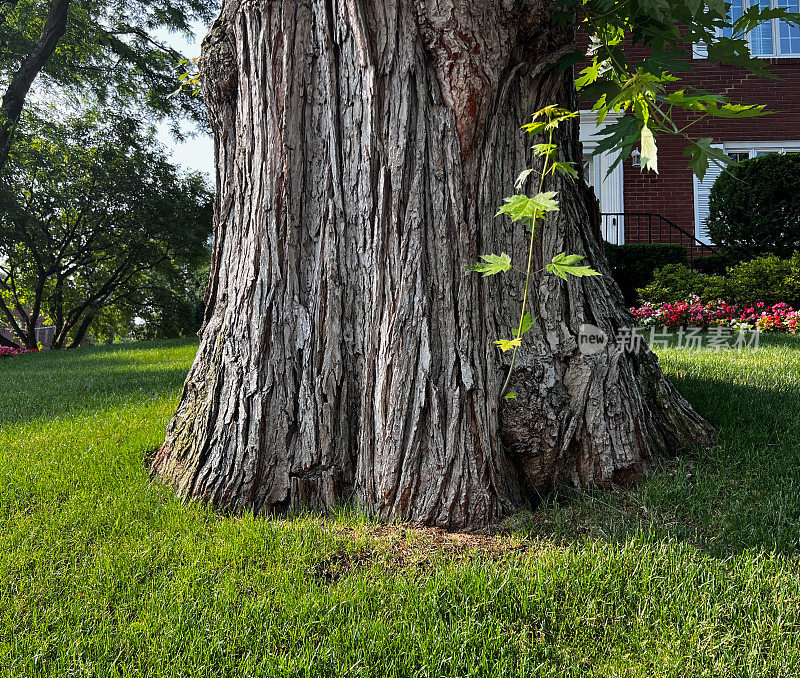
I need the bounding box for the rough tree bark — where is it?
[151,0,713,529]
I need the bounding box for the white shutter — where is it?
[692,42,709,59]
[692,144,725,245]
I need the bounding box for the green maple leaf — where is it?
[703,102,767,118]
[684,137,731,181]
[531,143,557,158]
[547,253,603,281]
[466,253,512,277]
[512,312,535,337]
[495,338,522,352]
[552,161,579,181]
[496,192,559,222]
[528,191,560,213]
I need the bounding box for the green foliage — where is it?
[0,108,212,348]
[466,253,512,277]
[551,160,579,180]
[726,253,800,307]
[690,252,741,276]
[573,0,798,180]
[496,192,559,225]
[637,264,730,304]
[638,254,800,306]
[88,304,137,345]
[684,137,733,181]
[512,312,535,338]
[605,243,689,304]
[547,253,603,281]
[494,337,522,353]
[132,265,209,340]
[707,154,800,259]
[469,106,600,399]
[0,0,218,127]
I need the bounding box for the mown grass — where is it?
[2,336,800,677]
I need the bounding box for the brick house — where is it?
[581,5,800,253]
[0,311,55,349]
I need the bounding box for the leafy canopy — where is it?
[0,108,212,348]
[571,0,800,178]
[0,0,218,128]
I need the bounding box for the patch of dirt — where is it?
[310,522,536,586]
[312,550,376,585]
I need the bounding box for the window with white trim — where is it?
[693,141,800,244]
[695,0,800,58]
[726,0,800,57]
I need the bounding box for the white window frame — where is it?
[722,140,800,156]
[694,0,800,59]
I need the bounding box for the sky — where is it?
[155,21,215,179]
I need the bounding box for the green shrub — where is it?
[637,264,730,304]
[726,253,800,307]
[708,154,800,258]
[639,254,800,306]
[605,243,688,304]
[691,252,740,276]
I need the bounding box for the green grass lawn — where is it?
[2,337,800,677]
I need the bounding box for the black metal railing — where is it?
[600,212,717,259]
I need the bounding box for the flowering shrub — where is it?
[0,346,38,358]
[631,296,800,333]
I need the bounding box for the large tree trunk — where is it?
[151,0,712,529]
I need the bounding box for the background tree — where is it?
[84,264,209,344]
[0,108,211,349]
[0,0,219,171]
[151,0,795,529]
[130,264,210,341]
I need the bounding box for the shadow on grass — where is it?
[5,335,800,557]
[516,363,800,557]
[0,340,197,428]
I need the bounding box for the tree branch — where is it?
[0,0,72,171]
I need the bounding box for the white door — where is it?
[580,111,625,244]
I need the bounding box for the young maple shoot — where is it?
[469,106,601,400]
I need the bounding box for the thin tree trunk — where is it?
[0,294,23,347]
[152,0,712,529]
[22,275,46,350]
[0,0,71,172]
[67,314,93,348]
